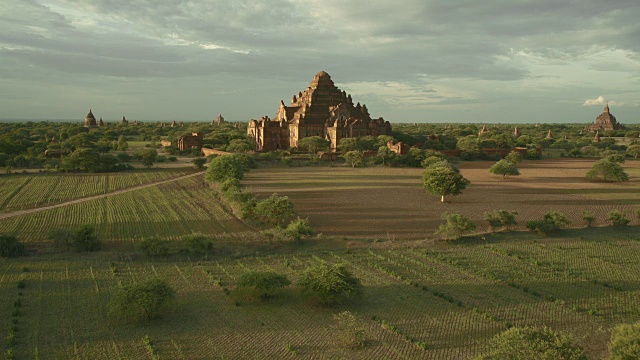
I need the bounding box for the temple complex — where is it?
[247,71,392,151]
[84,109,97,127]
[213,114,225,125]
[586,103,624,132]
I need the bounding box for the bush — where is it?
[488,160,520,178]
[609,322,640,360]
[474,326,586,360]
[254,194,295,227]
[108,278,175,323]
[73,225,101,252]
[587,159,629,182]
[436,213,476,240]
[206,154,246,182]
[285,217,314,242]
[582,210,596,227]
[526,211,570,235]
[235,271,290,300]
[483,210,518,232]
[333,311,366,349]
[0,235,26,258]
[608,210,630,226]
[298,263,362,307]
[184,233,213,255]
[138,237,170,258]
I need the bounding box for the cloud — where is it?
[583,96,606,106]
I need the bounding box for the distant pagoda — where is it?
[586,102,624,132]
[84,109,97,127]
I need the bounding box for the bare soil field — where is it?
[243,159,640,239]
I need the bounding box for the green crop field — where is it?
[1,228,639,359]
[0,169,195,213]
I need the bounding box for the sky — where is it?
[1,0,639,124]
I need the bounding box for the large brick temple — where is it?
[248,71,392,151]
[586,102,624,132]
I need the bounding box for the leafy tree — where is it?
[47,228,75,250]
[117,135,128,151]
[192,157,206,169]
[225,138,254,153]
[297,263,362,307]
[333,311,366,349]
[337,138,359,154]
[436,213,476,240]
[206,154,246,182]
[421,155,448,168]
[343,151,364,168]
[526,211,570,235]
[138,236,170,258]
[0,235,26,258]
[600,150,626,164]
[285,217,314,242]
[483,210,518,232]
[235,271,291,299]
[609,322,640,360]
[60,148,101,172]
[376,146,395,166]
[254,194,295,226]
[626,145,640,159]
[422,162,470,203]
[73,225,101,252]
[608,210,630,226]
[108,278,175,323]
[298,136,330,154]
[587,159,629,182]
[474,326,587,360]
[140,149,157,168]
[184,233,213,255]
[489,159,520,178]
[582,210,596,227]
[456,136,480,155]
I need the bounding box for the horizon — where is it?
[1,1,639,123]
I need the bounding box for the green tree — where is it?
[526,211,570,235]
[587,159,629,182]
[73,225,101,252]
[626,145,640,159]
[47,228,74,250]
[489,159,520,178]
[138,236,170,258]
[298,136,330,154]
[582,210,596,227]
[609,322,640,360]
[192,157,206,169]
[206,154,246,182]
[285,217,314,242]
[343,151,364,168]
[422,162,470,203]
[254,194,295,226]
[456,136,480,155]
[333,311,366,349]
[436,213,476,240]
[226,138,254,153]
[184,233,213,255]
[108,278,175,323]
[140,149,157,168]
[297,263,362,307]
[235,271,291,300]
[337,138,359,154]
[0,235,26,258]
[504,151,522,164]
[483,210,518,232]
[117,135,128,151]
[608,210,630,226]
[376,146,395,166]
[475,326,587,360]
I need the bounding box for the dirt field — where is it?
[243,159,640,239]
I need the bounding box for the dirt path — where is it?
[0,170,206,221]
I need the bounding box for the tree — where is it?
[184,233,213,255]
[587,159,629,182]
[333,311,366,349]
[343,151,364,168]
[422,162,470,203]
[297,263,362,307]
[337,138,359,154]
[376,146,395,166]
[235,271,291,300]
[504,151,522,164]
[192,157,206,169]
[474,326,587,360]
[140,149,157,168]
[206,154,246,182]
[582,210,596,227]
[609,322,640,360]
[626,145,640,159]
[0,235,26,258]
[436,213,476,240]
[456,136,480,156]
[254,194,295,226]
[225,138,254,153]
[483,210,518,232]
[526,211,570,235]
[73,225,101,252]
[608,210,630,226]
[138,236,170,258]
[108,278,175,323]
[285,217,314,242]
[48,228,74,250]
[117,135,128,151]
[489,159,520,178]
[298,136,330,154]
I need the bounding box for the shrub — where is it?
[285,217,314,242]
[608,210,630,226]
[474,326,586,360]
[333,311,366,349]
[0,235,26,258]
[47,228,74,250]
[73,225,101,252]
[436,213,476,240]
[582,210,596,227]
[298,263,362,307]
[483,210,518,232]
[254,194,295,227]
[108,278,175,323]
[206,154,246,182]
[138,237,170,258]
[526,211,570,235]
[235,271,290,300]
[184,233,213,255]
[609,322,640,360]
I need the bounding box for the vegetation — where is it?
[206,154,247,182]
[298,136,330,154]
[582,210,596,227]
[608,210,630,227]
[254,194,295,227]
[284,217,315,242]
[608,322,640,360]
[235,271,291,300]
[108,278,175,323]
[422,161,470,202]
[526,211,571,235]
[586,159,629,182]
[333,311,366,349]
[0,235,26,258]
[483,209,518,232]
[436,213,476,240]
[298,263,362,307]
[343,151,365,168]
[488,159,520,178]
[475,326,587,360]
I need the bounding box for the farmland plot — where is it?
[242,159,640,239]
